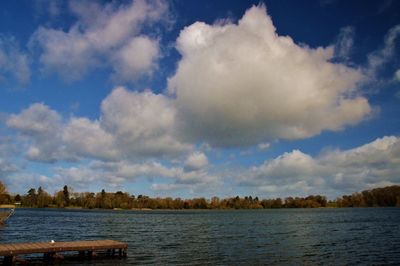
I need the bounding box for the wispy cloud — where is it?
[0,36,30,88]
[365,25,400,80]
[334,26,355,62]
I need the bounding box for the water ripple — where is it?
[0,208,399,265]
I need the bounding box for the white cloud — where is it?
[150,183,187,192]
[257,143,270,150]
[31,27,97,81]
[7,87,191,162]
[111,36,160,82]
[7,103,61,136]
[58,158,219,191]
[0,137,19,188]
[4,172,60,194]
[0,36,30,87]
[6,103,72,162]
[0,158,18,180]
[34,0,63,19]
[395,69,400,81]
[30,0,168,82]
[240,136,400,198]
[366,25,400,78]
[168,5,370,147]
[184,152,208,171]
[6,103,61,160]
[54,166,108,189]
[62,117,117,161]
[334,26,355,61]
[100,87,191,158]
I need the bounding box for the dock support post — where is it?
[3,256,14,265]
[123,248,127,257]
[87,250,97,259]
[44,252,55,260]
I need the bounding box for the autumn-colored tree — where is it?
[0,181,10,204]
[12,184,400,210]
[36,187,52,208]
[54,190,65,207]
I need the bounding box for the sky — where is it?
[0,0,400,199]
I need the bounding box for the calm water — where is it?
[1,208,399,265]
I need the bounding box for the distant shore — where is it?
[1,185,400,210]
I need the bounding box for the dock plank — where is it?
[0,240,128,256]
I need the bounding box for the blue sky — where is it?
[0,0,400,199]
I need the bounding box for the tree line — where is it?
[336,186,400,207]
[0,182,399,209]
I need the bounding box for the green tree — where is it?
[63,185,70,206]
[23,188,37,207]
[14,194,21,202]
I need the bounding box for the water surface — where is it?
[1,208,399,265]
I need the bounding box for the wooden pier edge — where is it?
[0,239,128,264]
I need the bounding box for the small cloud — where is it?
[33,0,63,19]
[111,36,160,83]
[151,183,186,192]
[334,26,355,62]
[0,36,31,88]
[258,142,270,150]
[184,152,208,171]
[70,101,80,112]
[366,25,400,78]
[394,69,400,81]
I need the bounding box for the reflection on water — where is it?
[0,208,399,265]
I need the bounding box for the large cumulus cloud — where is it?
[168,5,371,147]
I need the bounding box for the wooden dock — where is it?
[0,239,127,264]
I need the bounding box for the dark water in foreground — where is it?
[0,208,399,265]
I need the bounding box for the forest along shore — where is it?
[1,182,400,210]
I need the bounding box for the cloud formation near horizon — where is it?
[241,136,400,198]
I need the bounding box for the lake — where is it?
[1,208,399,265]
